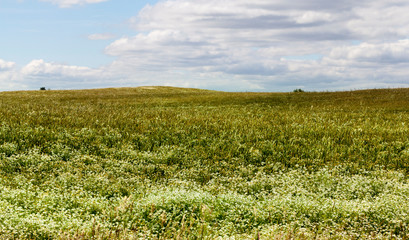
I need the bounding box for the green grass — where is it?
[1,86,409,239]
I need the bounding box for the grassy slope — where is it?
[0,87,409,239]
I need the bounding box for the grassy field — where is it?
[1,87,409,239]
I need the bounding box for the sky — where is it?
[1,0,409,92]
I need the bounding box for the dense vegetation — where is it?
[1,87,409,239]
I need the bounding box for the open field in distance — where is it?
[1,87,409,239]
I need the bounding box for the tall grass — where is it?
[1,87,409,239]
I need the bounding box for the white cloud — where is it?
[294,11,334,24]
[328,40,409,64]
[0,59,15,71]
[88,33,116,40]
[348,3,409,40]
[39,0,108,8]
[17,59,112,90]
[0,59,28,91]
[21,59,94,77]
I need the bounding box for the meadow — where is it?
[0,86,409,239]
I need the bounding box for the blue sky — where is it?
[1,0,409,92]
[1,0,157,67]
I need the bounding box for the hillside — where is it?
[1,87,409,239]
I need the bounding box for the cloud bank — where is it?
[104,0,409,91]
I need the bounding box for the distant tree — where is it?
[293,88,305,93]
[40,87,46,90]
